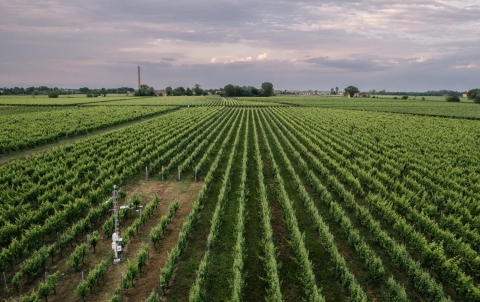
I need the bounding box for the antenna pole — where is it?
[113,186,119,236]
[112,185,123,263]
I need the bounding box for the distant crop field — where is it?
[86,96,286,107]
[244,96,480,119]
[86,96,216,106]
[1,98,479,302]
[0,105,177,153]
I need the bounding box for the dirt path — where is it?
[0,109,179,166]
[45,178,202,302]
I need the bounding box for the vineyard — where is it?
[0,96,479,301]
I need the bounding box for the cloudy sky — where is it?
[1,0,479,91]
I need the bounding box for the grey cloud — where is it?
[0,54,477,91]
[0,0,479,90]
[305,56,388,72]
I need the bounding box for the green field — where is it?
[0,105,178,153]
[0,96,479,302]
[86,96,286,107]
[243,96,480,119]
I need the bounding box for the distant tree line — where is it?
[223,82,274,97]
[0,86,61,95]
[132,84,219,97]
[367,89,463,96]
[80,87,134,95]
[330,87,339,95]
[134,85,156,96]
[0,86,135,96]
[164,84,211,96]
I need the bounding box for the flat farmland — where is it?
[1,96,479,302]
[246,96,480,119]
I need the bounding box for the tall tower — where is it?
[138,66,141,91]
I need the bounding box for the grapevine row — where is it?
[251,110,282,301]
[274,108,480,299]
[268,108,450,301]
[188,109,245,301]
[159,109,242,290]
[230,109,249,302]
[256,110,325,301]
[150,199,179,248]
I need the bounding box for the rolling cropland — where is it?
[0,95,479,302]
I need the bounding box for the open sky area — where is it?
[1,0,479,91]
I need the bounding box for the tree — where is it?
[475,95,480,104]
[48,91,59,98]
[401,95,409,100]
[344,86,359,97]
[193,84,203,96]
[335,87,339,94]
[173,87,186,96]
[78,87,89,94]
[234,85,244,96]
[467,88,479,100]
[145,87,155,96]
[135,85,155,96]
[165,86,173,96]
[185,87,193,96]
[224,84,234,97]
[330,88,335,95]
[446,95,460,102]
[261,82,274,97]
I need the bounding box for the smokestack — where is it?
[138,66,141,91]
